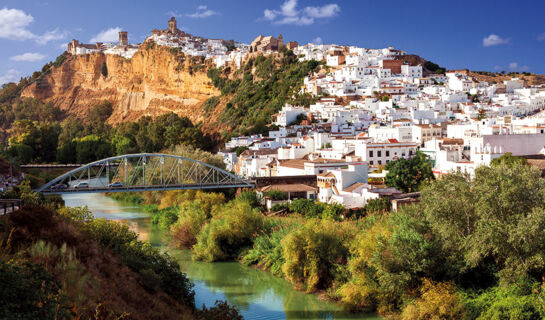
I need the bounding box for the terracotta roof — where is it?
[317,171,335,177]
[278,159,306,169]
[240,149,278,157]
[343,182,366,193]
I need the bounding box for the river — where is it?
[63,193,380,320]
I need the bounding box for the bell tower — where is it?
[168,17,178,33]
[119,31,128,46]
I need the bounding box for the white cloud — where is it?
[90,27,122,43]
[312,37,323,44]
[508,62,529,72]
[262,0,340,26]
[36,28,69,45]
[483,34,510,47]
[0,8,68,45]
[187,5,219,18]
[538,32,545,41]
[10,52,46,62]
[494,62,529,72]
[0,69,22,85]
[0,7,35,40]
[304,4,340,18]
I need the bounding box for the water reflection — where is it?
[62,193,380,320]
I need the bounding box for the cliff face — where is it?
[21,46,220,129]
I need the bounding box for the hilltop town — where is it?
[41,16,545,209]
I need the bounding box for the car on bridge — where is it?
[108,182,123,188]
[74,182,89,189]
[51,183,67,190]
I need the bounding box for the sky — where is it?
[1,0,545,85]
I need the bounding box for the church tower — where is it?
[278,34,284,50]
[168,17,178,33]
[119,31,128,46]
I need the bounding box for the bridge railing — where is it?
[37,153,254,194]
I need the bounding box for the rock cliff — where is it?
[21,45,221,131]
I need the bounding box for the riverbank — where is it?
[104,161,545,320]
[106,191,382,314]
[0,194,243,319]
[69,192,380,320]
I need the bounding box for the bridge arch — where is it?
[37,153,253,194]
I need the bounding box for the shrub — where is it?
[203,96,220,113]
[364,197,391,214]
[171,202,211,248]
[197,301,243,320]
[264,190,286,200]
[288,198,323,218]
[341,214,391,312]
[0,261,72,319]
[461,278,543,320]
[192,199,264,262]
[61,208,195,307]
[236,191,262,208]
[150,206,180,229]
[281,219,355,292]
[400,279,467,320]
[241,217,303,276]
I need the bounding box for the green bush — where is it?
[281,219,355,292]
[461,278,542,320]
[0,261,72,319]
[171,201,212,248]
[61,207,195,307]
[264,190,286,200]
[288,198,323,218]
[236,191,262,208]
[192,199,264,262]
[203,96,220,113]
[241,218,303,276]
[150,206,180,229]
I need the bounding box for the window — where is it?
[386,160,390,164]
[378,160,382,165]
[369,150,373,157]
[370,161,374,165]
[386,151,390,157]
[378,151,382,157]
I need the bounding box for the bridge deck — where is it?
[40,183,254,195]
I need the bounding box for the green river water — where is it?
[62,193,380,320]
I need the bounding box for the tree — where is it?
[420,162,545,284]
[73,135,112,163]
[385,151,434,192]
[87,101,113,135]
[490,152,526,168]
[364,197,391,214]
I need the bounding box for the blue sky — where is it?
[1,0,544,84]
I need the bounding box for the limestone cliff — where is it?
[21,45,221,132]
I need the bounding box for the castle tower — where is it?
[278,34,284,50]
[168,17,178,33]
[119,31,128,46]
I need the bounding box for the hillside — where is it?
[19,44,319,140]
[15,44,545,144]
[396,54,545,86]
[21,43,221,133]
